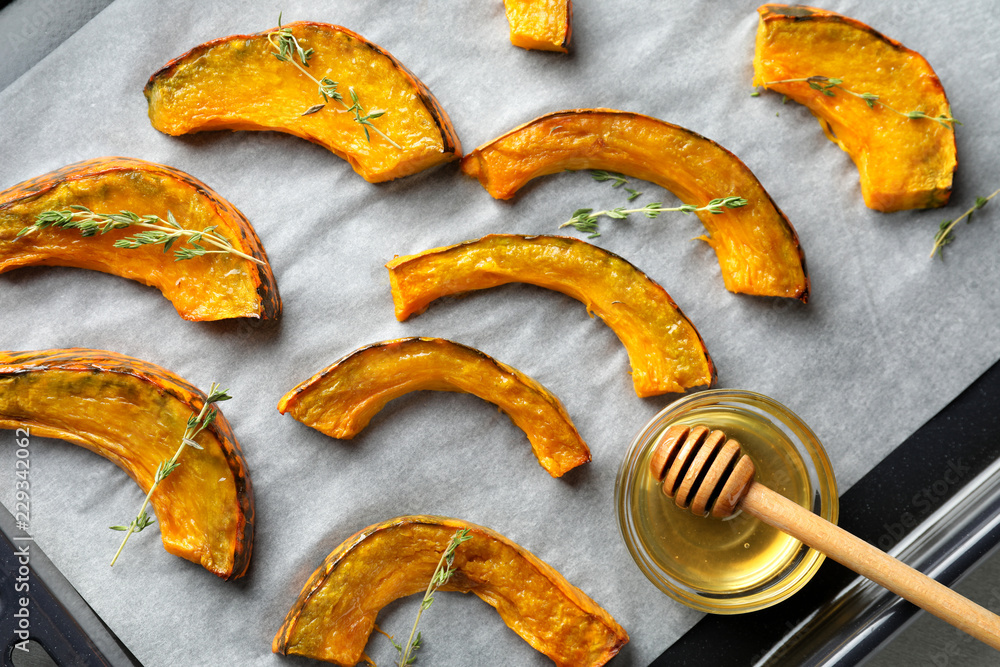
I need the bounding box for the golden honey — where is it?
[617,390,837,613]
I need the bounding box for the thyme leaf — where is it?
[109,384,232,567]
[561,197,748,238]
[587,170,643,202]
[267,15,401,148]
[270,13,314,67]
[590,170,628,188]
[930,188,1000,259]
[394,529,473,665]
[17,206,264,265]
[761,76,960,128]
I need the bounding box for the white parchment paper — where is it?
[1,1,999,665]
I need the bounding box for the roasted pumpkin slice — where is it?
[753,4,957,212]
[0,349,254,579]
[504,0,573,52]
[145,21,461,183]
[278,337,589,477]
[460,109,808,301]
[273,515,628,666]
[386,235,715,397]
[0,157,280,321]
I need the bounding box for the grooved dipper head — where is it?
[649,424,756,518]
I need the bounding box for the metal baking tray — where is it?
[0,504,140,667]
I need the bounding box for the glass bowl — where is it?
[616,389,838,614]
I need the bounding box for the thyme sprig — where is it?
[267,15,401,148]
[761,76,960,128]
[344,88,387,144]
[393,529,472,665]
[110,384,231,567]
[589,170,642,201]
[930,188,1000,259]
[561,197,748,238]
[17,206,264,265]
[590,170,628,188]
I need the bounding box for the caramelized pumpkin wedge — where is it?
[0,349,254,578]
[386,235,716,397]
[504,0,573,52]
[145,21,461,183]
[753,4,957,212]
[273,515,628,666]
[0,157,280,321]
[278,337,589,477]
[461,109,808,301]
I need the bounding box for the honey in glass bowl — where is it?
[616,390,838,613]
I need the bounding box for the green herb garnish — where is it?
[760,76,959,128]
[267,14,401,148]
[589,170,629,189]
[17,206,264,265]
[561,197,748,238]
[391,529,473,665]
[109,383,232,566]
[930,188,1000,258]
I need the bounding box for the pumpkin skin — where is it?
[273,515,628,666]
[504,0,573,52]
[386,234,716,397]
[0,349,254,579]
[460,109,808,302]
[0,157,280,321]
[145,21,461,183]
[753,4,957,212]
[278,337,589,477]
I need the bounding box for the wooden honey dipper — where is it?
[650,424,1000,650]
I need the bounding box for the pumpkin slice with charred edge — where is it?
[145,21,461,183]
[753,4,957,212]
[278,337,589,477]
[460,109,808,302]
[504,0,573,52]
[386,235,716,397]
[0,349,254,579]
[0,157,280,321]
[273,515,628,666]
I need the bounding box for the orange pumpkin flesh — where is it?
[273,516,628,666]
[386,234,716,397]
[460,109,808,301]
[0,349,254,579]
[0,157,280,321]
[278,337,589,477]
[504,0,573,52]
[753,4,957,212]
[145,21,461,183]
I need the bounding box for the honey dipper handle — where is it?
[741,482,1000,651]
